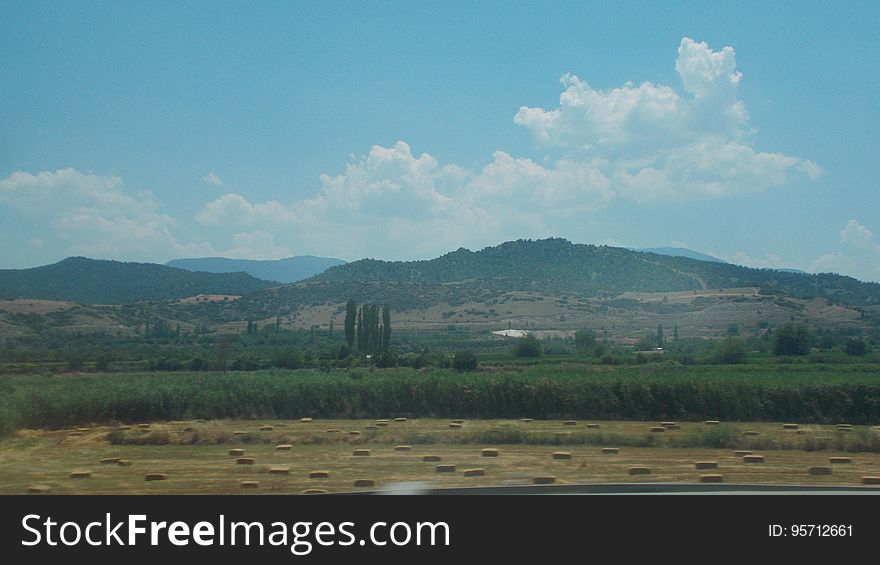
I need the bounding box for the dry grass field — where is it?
[3,418,880,494]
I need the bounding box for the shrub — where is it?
[713,338,748,364]
[513,334,542,357]
[452,351,478,372]
[845,338,868,356]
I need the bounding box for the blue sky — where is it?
[2,1,879,281]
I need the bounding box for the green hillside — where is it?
[0,257,276,304]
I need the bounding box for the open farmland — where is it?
[3,418,880,494]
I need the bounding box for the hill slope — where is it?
[0,257,277,304]
[166,255,345,284]
[224,239,880,321]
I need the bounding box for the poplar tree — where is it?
[344,299,357,348]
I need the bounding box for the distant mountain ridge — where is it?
[246,238,877,311]
[166,255,345,284]
[635,247,726,264]
[0,257,276,304]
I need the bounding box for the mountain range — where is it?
[166,255,345,284]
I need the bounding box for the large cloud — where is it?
[197,141,615,259]
[810,220,880,282]
[0,168,213,262]
[514,37,819,201]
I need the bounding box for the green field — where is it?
[4,364,880,436]
[3,418,880,494]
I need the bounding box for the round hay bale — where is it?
[67,431,83,437]
[100,457,120,465]
[309,471,330,479]
[704,420,720,426]
[117,460,132,467]
[69,471,91,479]
[861,476,880,485]
[837,427,853,433]
[77,427,91,432]
[463,469,485,477]
[533,476,556,484]
[144,473,166,481]
[829,457,852,464]
[353,449,371,457]
[325,428,341,433]
[394,445,412,452]
[481,448,499,457]
[563,420,577,426]
[275,444,292,451]
[700,474,723,483]
[836,423,853,428]
[233,431,247,435]
[695,461,718,470]
[393,417,408,422]
[450,419,465,424]
[240,481,259,489]
[743,455,765,463]
[236,458,255,465]
[376,419,390,423]
[520,418,533,423]
[808,466,832,475]
[116,425,131,430]
[783,423,799,430]
[228,449,245,456]
[27,484,51,493]
[666,424,681,430]
[301,489,327,494]
[348,431,362,436]
[734,450,753,456]
[354,479,376,488]
[661,422,676,427]
[376,422,389,427]
[649,427,665,433]
[300,418,313,423]
[436,465,456,473]
[137,423,151,429]
[586,423,600,429]
[601,448,619,454]
[258,425,274,431]
[422,455,442,462]
[742,431,760,436]
[448,422,462,429]
[268,467,290,475]
[551,451,572,460]
[628,466,651,475]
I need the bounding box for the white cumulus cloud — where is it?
[196,141,615,259]
[514,37,819,201]
[0,168,213,262]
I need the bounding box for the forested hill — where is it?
[308,239,880,307]
[0,257,276,304]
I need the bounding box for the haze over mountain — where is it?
[0,257,276,304]
[634,247,726,264]
[166,256,345,284]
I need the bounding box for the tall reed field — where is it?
[2,363,880,434]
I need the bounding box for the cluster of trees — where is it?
[343,300,392,364]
